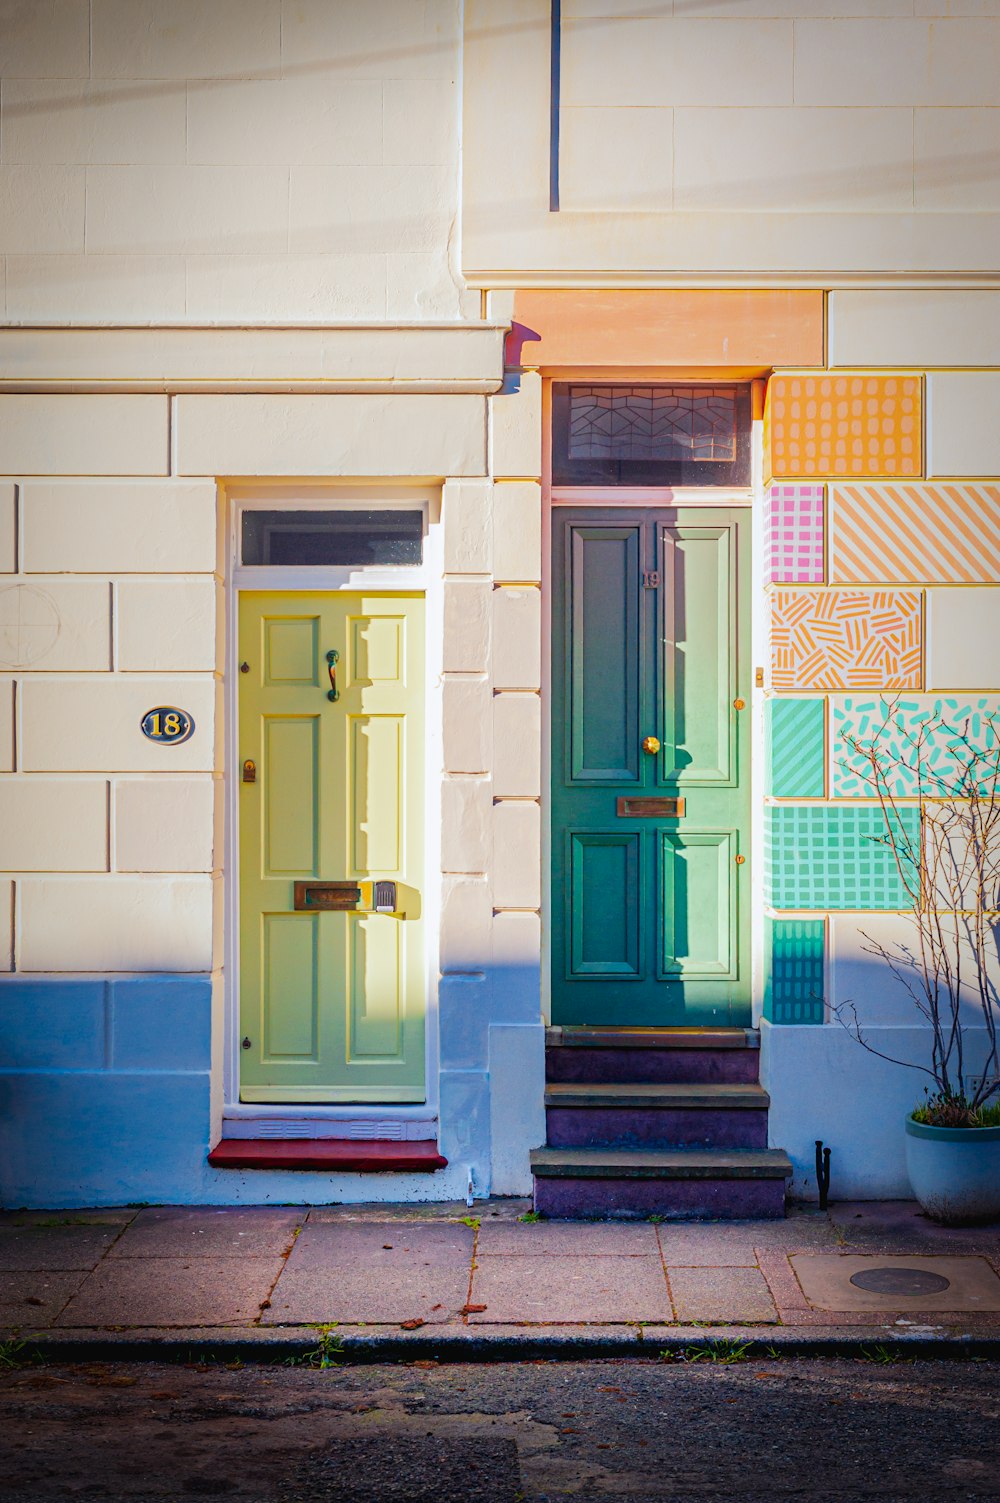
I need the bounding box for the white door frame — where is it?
[219,484,444,1139]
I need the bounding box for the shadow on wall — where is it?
[763,949,999,1203]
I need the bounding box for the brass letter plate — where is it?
[293,882,361,911]
[616,796,686,818]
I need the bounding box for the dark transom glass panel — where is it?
[242,510,423,567]
[553,383,751,486]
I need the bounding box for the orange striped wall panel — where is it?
[766,375,922,480]
[830,483,1000,584]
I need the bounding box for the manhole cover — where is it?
[849,1266,951,1296]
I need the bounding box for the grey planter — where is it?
[904,1117,1000,1225]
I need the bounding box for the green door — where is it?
[238,592,426,1101]
[551,508,751,1027]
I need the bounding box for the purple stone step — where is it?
[544,1082,770,1149]
[534,1175,787,1220]
[530,1145,792,1221]
[546,1047,760,1085]
[545,1105,769,1150]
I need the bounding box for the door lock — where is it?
[242,759,257,783]
[641,735,661,755]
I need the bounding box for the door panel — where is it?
[570,526,641,782]
[658,831,737,980]
[239,591,425,1102]
[568,831,644,979]
[552,509,750,1027]
[659,525,735,785]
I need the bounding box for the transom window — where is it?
[241,509,423,567]
[552,383,752,486]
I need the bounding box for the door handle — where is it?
[641,735,660,755]
[326,649,339,701]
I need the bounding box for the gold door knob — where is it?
[642,736,661,755]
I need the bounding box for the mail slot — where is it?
[293,880,398,913]
[616,796,686,818]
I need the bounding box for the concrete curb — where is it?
[7,1325,1000,1364]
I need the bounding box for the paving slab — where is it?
[286,1219,474,1270]
[667,1266,779,1324]
[0,1223,122,1271]
[656,1215,837,1267]
[262,1265,470,1325]
[108,1206,302,1259]
[0,1270,88,1327]
[476,1220,659,1256]
[790,1254,1000,1313]
[262,1221,474,1325]
[0,1209,136,1228]
[832,1201,1000,1255]
[468,1254,671,1324]
[54,1256,284,1327]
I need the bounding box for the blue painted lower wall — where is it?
[0,975,212,1207]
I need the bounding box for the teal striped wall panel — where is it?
[764,917,825,1024]
[764,805,921,909]
[767,698,825,797]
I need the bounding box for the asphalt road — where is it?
[1,1357,998,1501]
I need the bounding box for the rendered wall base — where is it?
[760,1019,997,1202]
[489,1023,546,1195]
[0,975,499,1208]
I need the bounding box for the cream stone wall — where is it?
[464,0,1000,281]
[0,0,473,323]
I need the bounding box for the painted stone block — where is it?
[764,484,825,585]
[764,918,825,1025]
[770,589,921,691]
[766,375,921,479]
[766,698,825,798]
[830,483,1000,585]
[832,696,1000,799]
[764,805,921,910]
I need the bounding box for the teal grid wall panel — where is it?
[764,805,921,909]
[767,698,826,797]
[764,917,825,1024]
[833,696,1000,798]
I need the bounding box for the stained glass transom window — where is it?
[568,385,737,463]
[552,382,751,487]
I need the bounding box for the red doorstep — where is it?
[208,1139,448,1173]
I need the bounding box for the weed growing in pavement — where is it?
[286,1324,345,1369]
[662,1339,753,1365]
[459,1216,480,1229]
[858,1344,914,1365]
[647,1215,666,1224]
[518,1211,545,1223]
[0,1339,40,1369]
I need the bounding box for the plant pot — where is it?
[904,1117,1000,1225]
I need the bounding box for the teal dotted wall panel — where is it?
[764,918,825,1024]
[764,805,921,910]
[767,698,826,798]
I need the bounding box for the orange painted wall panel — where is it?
[510,290,824,370]
[766,374,922,480]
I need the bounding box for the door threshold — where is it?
[209,1139,448,1173]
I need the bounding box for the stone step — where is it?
[530,1146,793,1221]
[544,1082,769,1150]
[544,1082,770,1108]
[545,1037,761,1086]
[547,1026,758,1050]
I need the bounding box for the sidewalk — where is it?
[3,1199,1000,1361]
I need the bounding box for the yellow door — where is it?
[238,592,425,1102]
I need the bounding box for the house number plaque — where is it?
[140,707,194,745]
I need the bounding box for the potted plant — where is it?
[834,698,1000,1224]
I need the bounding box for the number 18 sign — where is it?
[140,706,194,745]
